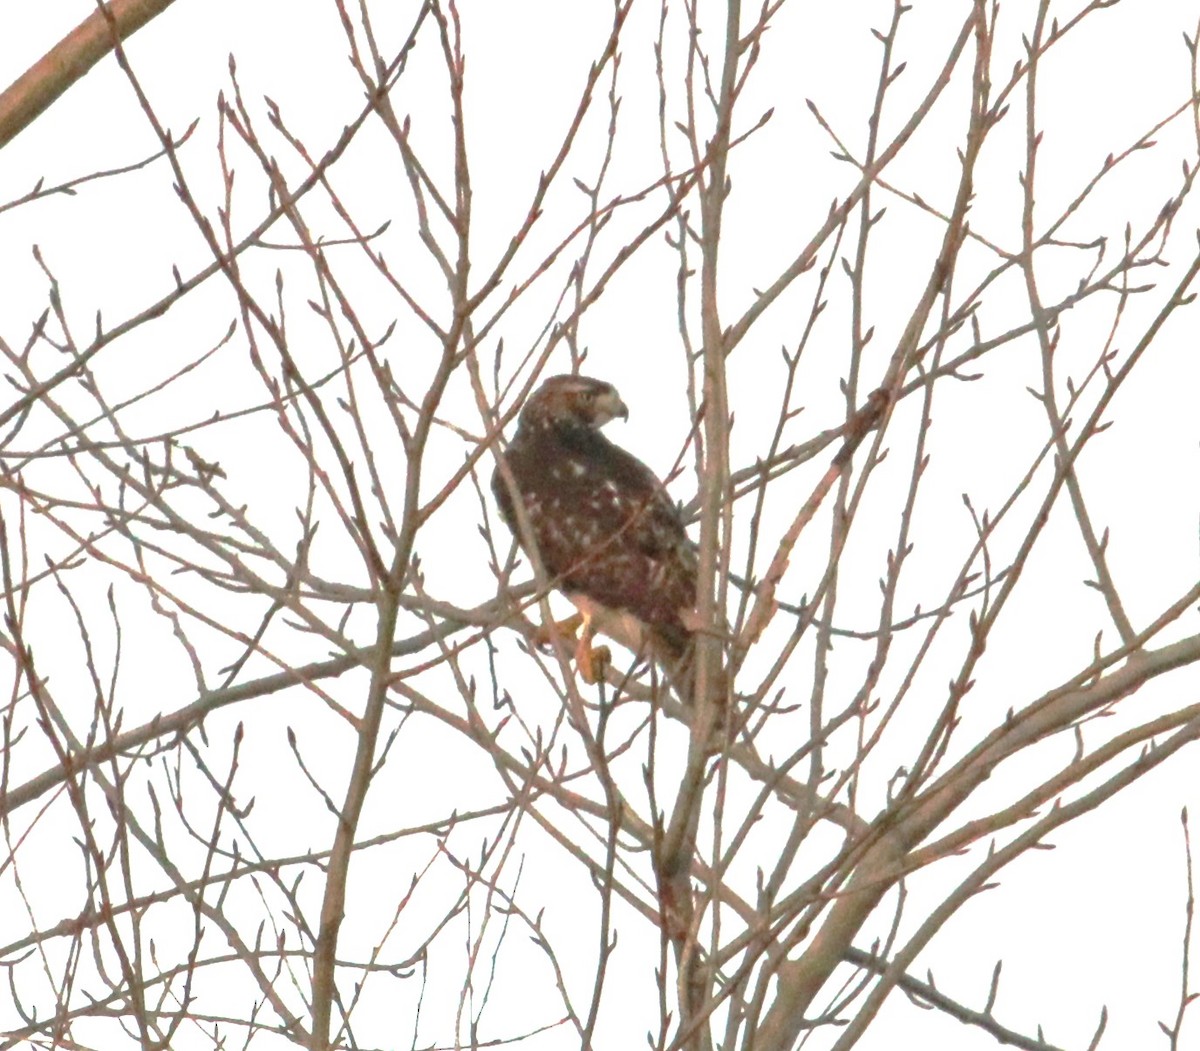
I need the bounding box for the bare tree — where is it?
[3,2,1200,1049]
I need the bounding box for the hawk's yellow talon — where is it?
[573,609,609,683]
[527,611,608,683]
[576,641,611,684]
[531,612,584,650]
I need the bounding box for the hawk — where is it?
[492,374,699,688]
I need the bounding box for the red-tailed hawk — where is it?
[492,374,698,687]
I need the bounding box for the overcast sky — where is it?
[3,3,1200,1050]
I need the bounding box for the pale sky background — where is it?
[2,2,1200,1050]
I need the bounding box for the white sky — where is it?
[2,2,1200,1050]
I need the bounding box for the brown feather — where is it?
[492,375,697,675]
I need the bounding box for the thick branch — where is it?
[0,0,180,151]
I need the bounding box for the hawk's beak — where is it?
[597,391,629,424]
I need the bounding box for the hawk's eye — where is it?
[580,391,596,402]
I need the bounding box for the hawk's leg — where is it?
[530,611,610,683]
[531,611,584,650]
[574,611,611,685]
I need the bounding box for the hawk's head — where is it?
[519,374,629,431]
